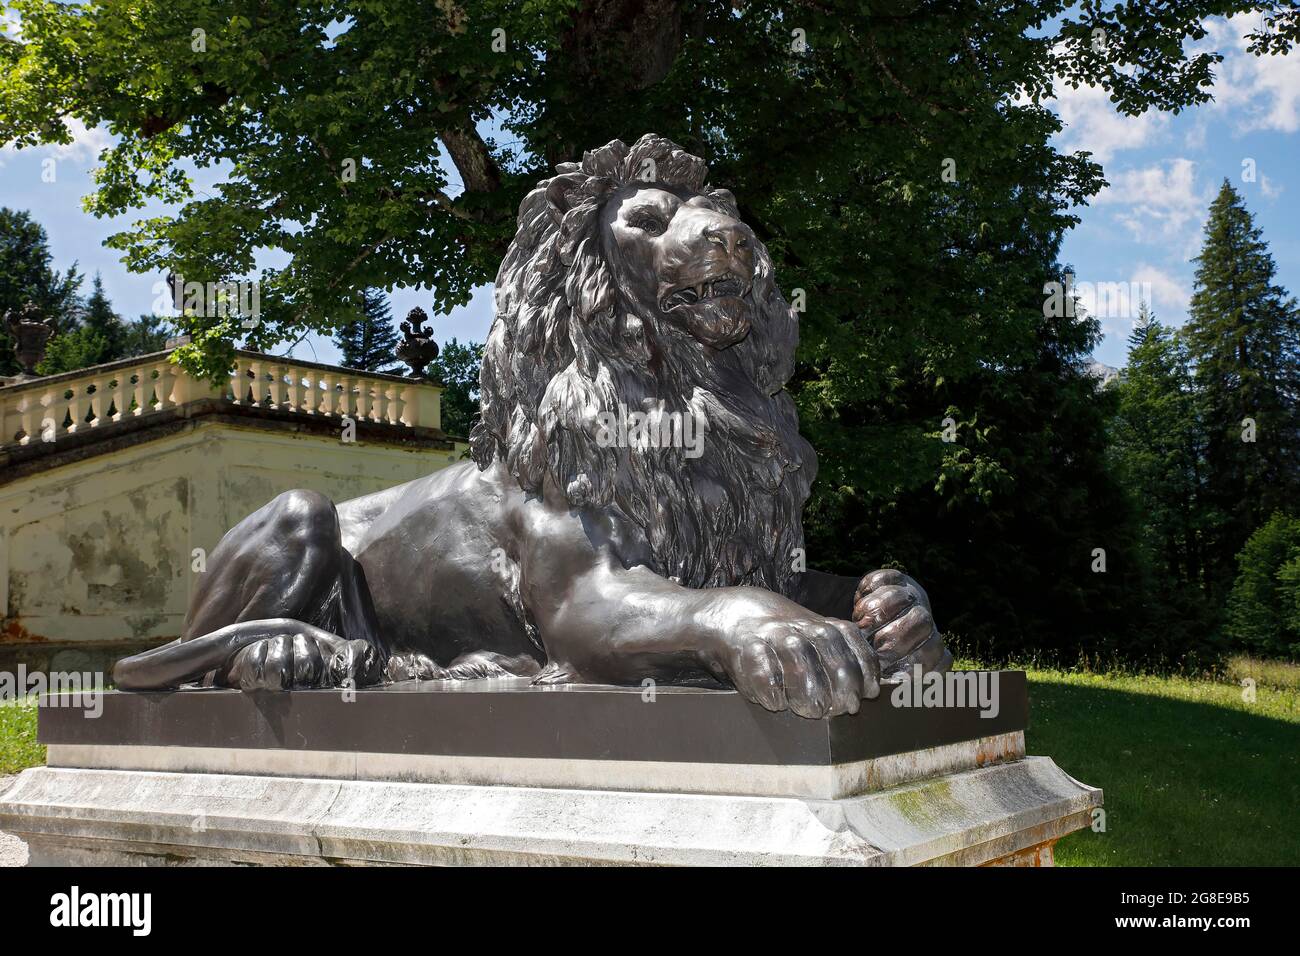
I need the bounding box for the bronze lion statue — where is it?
[114,134,951,718]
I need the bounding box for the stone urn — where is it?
[5,303,54,376]
[396,307,440,379]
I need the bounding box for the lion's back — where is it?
[339,461,534,660]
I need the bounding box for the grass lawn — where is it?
[0,699,42,776]
[1023,659,1300,866]
[1,663,1297,865]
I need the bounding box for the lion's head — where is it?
[470,134,816,593]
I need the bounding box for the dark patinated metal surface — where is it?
[112,135,952,718]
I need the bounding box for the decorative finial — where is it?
[4,302,55,376]
[396,307,440,379]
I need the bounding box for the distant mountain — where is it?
[1085,357,1123,387]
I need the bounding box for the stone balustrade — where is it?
[0,349,443,449]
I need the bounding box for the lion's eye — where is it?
[628,215,665,236]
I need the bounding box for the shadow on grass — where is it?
[1027,679,1300,866]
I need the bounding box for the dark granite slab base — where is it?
[40,671,1026,767]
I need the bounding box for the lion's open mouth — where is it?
[661,274,748,311]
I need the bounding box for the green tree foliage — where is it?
[0,207,82,373]
[37,272,126,373]
[1112,306,1205,590]
[1183,182,1300,602]
[121,312,174,356]
[82,271,126,356]
[1,1,1285,381]
[805,251,1156,665]
[1109,305,1217,656]
[334,288,400,373]
[426,337,483,439]
[1226,513,1300,659]
[4,2,1294,664]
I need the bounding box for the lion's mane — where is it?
[470,134,816,594]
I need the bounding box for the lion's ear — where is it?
[708,188,739,217]
[545,173,591,224]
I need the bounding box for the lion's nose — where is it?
[702,220,752,258]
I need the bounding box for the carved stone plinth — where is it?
[0,673,1102,866]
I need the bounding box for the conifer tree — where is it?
[82,272,126,359]
[1111,308,1206,605]
[335,289,400,374]
[37,273,129,374]
[1184,181,1300,599]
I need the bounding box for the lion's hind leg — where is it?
[113,489,384,690]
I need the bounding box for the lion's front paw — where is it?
[220,633,382,690]
[722,616,880,719]
[385,652,447,681]
[853,569,951,678]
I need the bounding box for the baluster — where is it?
[287,371,302,413]
[390,386,406,427]
[18,395,35,445]
[339,375,353,419]
[248,360,264,405]
[402,386,418,427]
[62,386,79,434]
[128,364,144,417]
[353,377,365,420]
[104,376,120,422]
[372,380,389,423]
[268,363,283,408]
[83,379,96,428]
[89,376,108,427]
[144,365,159,413]
[319,372,335,416]
[228,357,242,403]
[239,360,251,404]
[39,389,57,442]
[154,363,173,409]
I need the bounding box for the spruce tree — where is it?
[37,273,128,374]
[1110,312,1208,627]
[1128,300,1158,351]
[334,288,400,374]
[82,272,126,361]
[1184,181,1300,600]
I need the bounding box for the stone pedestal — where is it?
[0,673,1101,866]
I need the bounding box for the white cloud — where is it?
[1072,263,1191,341]
[51,118,112,162]
[1051,79,1169,161]
[1261,174,1284,199]
[0,118,112,168]
[1049,15,1300,158]
[1200,14,1300,134]
[1129,263,1191,324]
[1092,158,1210,256]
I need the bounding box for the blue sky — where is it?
[1,13,1296,369]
